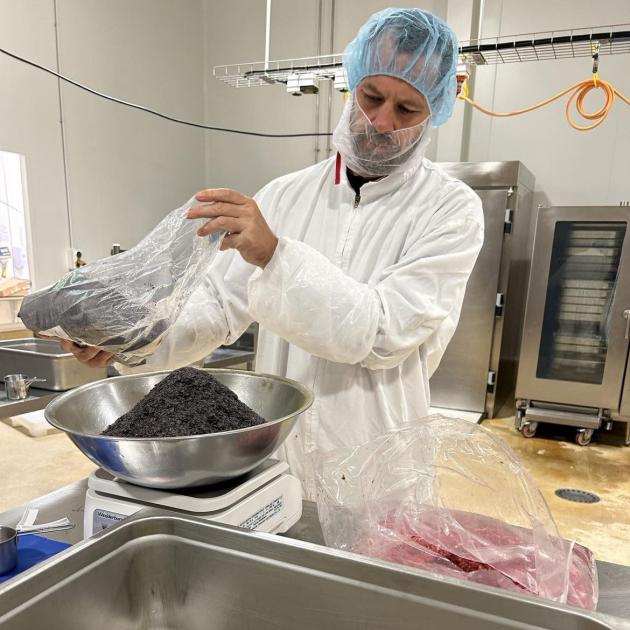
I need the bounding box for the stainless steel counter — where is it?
[203,348,256,370]
[0,385,57,419]
[0,478,628,621]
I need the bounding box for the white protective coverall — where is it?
[134,146,484,498]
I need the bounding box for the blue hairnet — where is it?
[343,8,459,127]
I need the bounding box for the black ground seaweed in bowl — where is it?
[102,367,265,438]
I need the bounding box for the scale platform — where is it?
[84,459,302,538]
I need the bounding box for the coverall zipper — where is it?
[340,193,361,259]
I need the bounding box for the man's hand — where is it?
[59,339,114,368]
[188,189,278,268]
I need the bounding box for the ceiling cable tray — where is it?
[213,23,630,89]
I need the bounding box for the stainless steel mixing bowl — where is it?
[44,368,313,489]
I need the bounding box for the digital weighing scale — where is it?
[84,459,302,538]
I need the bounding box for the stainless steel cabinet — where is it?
[515,206,630,444]
[430,161,535,418]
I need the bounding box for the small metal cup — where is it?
[0,527,17,574]
[3,374,46,400]
[0,521,74,575]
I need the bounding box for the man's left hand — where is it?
[188,189,278,268]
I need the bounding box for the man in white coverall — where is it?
[65,8,484,498]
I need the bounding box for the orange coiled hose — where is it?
[458,77,630,131]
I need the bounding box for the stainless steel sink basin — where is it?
[0,511,614,629]
[0,338,107,391]
[3,341,59,353]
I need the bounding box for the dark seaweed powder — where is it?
[102,367,265,438]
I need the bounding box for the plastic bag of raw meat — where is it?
[18,197,223,366]
[314,415,598,610]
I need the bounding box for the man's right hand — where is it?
[59,339,114,368]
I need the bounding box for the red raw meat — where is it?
[359,507,598,610]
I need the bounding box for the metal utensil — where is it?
[0,521,74,575]
[44,368,314,489]
[3,374,46,400]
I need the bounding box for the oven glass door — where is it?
[517,209,630,410]
[536,222,625,385]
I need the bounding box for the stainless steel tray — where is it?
[0,339,107,391]
[0,510,614,629]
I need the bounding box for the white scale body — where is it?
[84,459,302,539]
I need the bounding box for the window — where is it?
[0,150,32,282]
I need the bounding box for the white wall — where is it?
[0,0,70,288]
[0,0,206,287]
[454,0,630,206]
[202,0,321,197]
[3,1,629,288]
[204,0,630,206]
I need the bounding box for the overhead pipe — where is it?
[460,0,484,162]
[314,0,324,163]
[264,0,271,70]
[325,0,336,158]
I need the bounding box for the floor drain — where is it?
[555,488,600,504]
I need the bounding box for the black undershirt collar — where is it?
[346,168,371,196]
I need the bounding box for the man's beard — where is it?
[350,126,424,176]
[334,95,430,178]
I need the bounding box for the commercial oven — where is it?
[430,161,535,419]
[515,206,630,445]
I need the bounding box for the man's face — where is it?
[355,75,430,132]
[346,75,429,173]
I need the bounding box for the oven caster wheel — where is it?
[575,429,594,446]
[520,421,538,438]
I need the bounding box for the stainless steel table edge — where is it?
[0,481,627,622]
[0,509,617,630]
[0,386,58,420]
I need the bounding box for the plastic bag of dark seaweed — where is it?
[18,197,223,366]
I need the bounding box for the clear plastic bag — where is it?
[315,415,598,610]
[18,197,223,366]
